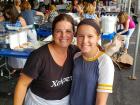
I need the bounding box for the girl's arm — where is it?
[96,54,114,105]
[95,92,109,105]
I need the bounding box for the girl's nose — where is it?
[83,36,88,43]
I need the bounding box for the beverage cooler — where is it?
[101,15,117,41]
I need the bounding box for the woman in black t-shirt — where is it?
[14,14,78,105]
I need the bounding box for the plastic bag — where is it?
[117,53,133,66]
[112,53,133,70]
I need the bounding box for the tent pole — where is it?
[129,17,140,80]
[128,0,132,15]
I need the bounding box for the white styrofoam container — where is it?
[101,15,117,33]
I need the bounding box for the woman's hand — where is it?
[117,32,121,35]
[14,73,33,105]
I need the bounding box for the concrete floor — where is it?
[106,26,140,105]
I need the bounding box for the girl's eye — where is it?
[88,36,93,38]
[88,34,97,38]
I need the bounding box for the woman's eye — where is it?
[66,30,73,34]
[55,30,61,33]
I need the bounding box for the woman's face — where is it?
[76,25,100,54]
[53,20,74,48]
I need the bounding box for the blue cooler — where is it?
[101,32,116,41]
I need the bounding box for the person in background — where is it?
[32,0,40,10]
[82,3,99,23]
[117,11,136,53]
[14,14,79,105]
[0,2,5,33]
[70,19,114,105]
[14,0,21,13]
[92,0,97,8]
[71,0,83,16]
[47,4,59,23]
[38,2,46,14]
[0,1,4,22]
[2,4,27,70]
[20,0,38,42]
[102,0,108,5]
[20,0,44,23]
[79,1,84,9]
[2,4,26,28]
[20,0,35,26]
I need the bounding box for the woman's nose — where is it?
[61,31,67,37]
[61,31,71,37]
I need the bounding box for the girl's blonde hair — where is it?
[118,12,128,24]
[84,3,96,15]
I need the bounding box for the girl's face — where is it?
[76,25,100,54]
[53,20,74,48]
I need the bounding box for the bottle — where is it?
[5,35,9,44]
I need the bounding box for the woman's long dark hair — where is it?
[3,4,20,23]
[52,14,75,34]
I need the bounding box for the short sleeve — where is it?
[32,10,36,16]
[22,50,43,79]
[97,54,115,93]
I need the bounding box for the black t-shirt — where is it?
[23,43,79,100]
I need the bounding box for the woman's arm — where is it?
[14,73,33,105]
[36,11,45,19]
[77,5,83,16]
[95,92,109,105]
[95,16,100,24]
[118,19,130,35]
[0,16,4,22]
[93,1,97,7]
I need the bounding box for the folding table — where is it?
[0,49,31,79]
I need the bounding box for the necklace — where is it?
[51,44,67,60]
[83,48,100,61]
